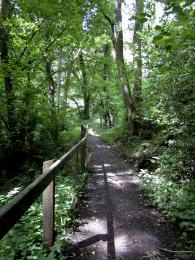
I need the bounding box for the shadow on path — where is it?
[64,134,176,260]
[103,164,116,260]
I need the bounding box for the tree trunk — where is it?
[102,44,114,127]
[56,48,63,110]
[45,59,56,109]
[44,59,59,140]
[63,69,71,107]
[103,44,110,81]
[0,0,9,18]
[63,57,77,108]
[114,0,134,132]
[79,51,90,120]
[0,0,17,148]
[133,0,144,111]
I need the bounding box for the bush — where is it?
[0,170,87,259]
[100,127,123,144]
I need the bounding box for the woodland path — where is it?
[65,133,176,260]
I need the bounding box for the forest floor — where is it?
[64,133,179,260]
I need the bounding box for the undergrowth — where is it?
[100,126,124,144]
[99,125,195,258]
[0,170,88,259]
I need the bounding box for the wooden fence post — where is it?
[42,159,55,250]
[80,125,86,171]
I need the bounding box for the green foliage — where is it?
[130,4,195,250]
[113,125,195,248]
[0,0,194,256]
[138,169,195,245]
[0,0,92,179]
[0,170,87,259]
[99,127,123,144]
[142,2,194,131]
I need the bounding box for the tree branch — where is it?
[68,97,83,117]
[16,28,39,64]
[160,248,193,254]
[103,13,115,35]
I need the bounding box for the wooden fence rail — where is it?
[0,125,87,249]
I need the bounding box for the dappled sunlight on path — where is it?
[66,135,175,259]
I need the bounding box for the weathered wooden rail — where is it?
[0,125,87,249]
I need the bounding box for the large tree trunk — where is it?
[0,0,17,148]
[114,0,134,132]
[103,44,110,81]
[79,51,90,120]
[44,59,59,140]
[133,0,144,111]
[102,44,114,127]
[45,59,56,109]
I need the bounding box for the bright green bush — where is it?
[100,127,123,144]
[136,135,195,251]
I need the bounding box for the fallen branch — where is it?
[160,248,193,253]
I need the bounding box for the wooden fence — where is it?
[0,125,87,249]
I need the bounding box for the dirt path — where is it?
[66,134,176,259]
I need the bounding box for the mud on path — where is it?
[65,134,177,259]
